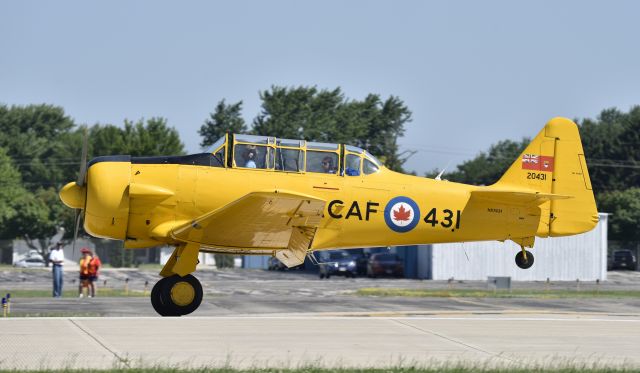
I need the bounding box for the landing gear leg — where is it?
[151,243,204,317]
[515,247,534,269]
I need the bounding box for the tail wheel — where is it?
[151,274,203,317]
[515,250,534,269]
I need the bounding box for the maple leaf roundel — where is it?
[384,196,421,233]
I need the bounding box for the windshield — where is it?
[364,150,382,166]
[206,136,226,154]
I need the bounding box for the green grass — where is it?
[356,287,640,299]
[4,311,103,317]
[1,367,638,373]
[135,263,165,271]
[0,265,49,272]
[0,288,148,298]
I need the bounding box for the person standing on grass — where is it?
[87,250,101,297]
[78,248,93,298]
[49,242,64,297]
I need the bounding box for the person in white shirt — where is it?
[49,242,64,297]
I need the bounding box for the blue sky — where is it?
[1,0,639,174]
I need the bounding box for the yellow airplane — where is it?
[59,117,597,316]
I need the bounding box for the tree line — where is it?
[0,86,412,264]
[0,88,638,263]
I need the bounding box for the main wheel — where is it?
[151,277,178,317]
[515,250,534,269]
[152,274,203,316]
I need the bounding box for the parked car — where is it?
[318,250,358,279]
[611,250,637,270]
[267,257,286,271]
[14,257,46,268]
[367,253,404,278]
[267,256,303,271]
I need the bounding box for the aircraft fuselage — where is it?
[83,157,540,252]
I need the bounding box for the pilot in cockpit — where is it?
[243,146,257,168]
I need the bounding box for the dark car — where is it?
[268,257,303,271]
[318,250,358,279]
[611,250,637,270]
[367,253,404,278]
[268,257,286,271]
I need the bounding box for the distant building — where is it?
[406,213,608,281]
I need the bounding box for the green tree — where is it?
[354,95,412,171]
[199,100,247,149]
[0,104,77,189]
[123,117,185,156]
[598,188,640,242]
[0,148,27,239]
[90,124,128,156]
[444,139,529,185]
[0,148,58,262]
[578,107,639,192]
[253,86,343,140]
[252,86,412,171]
[213,254,235,269]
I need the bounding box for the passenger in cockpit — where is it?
[321,156,336,174]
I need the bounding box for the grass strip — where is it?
[0,288,148,298]
[1,367,638,373]
[356,287,640,299]
[5,311,103,317]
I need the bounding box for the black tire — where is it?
[151,278,178,317]
[515,250,534,269]
[319,273,325,279]
[158,274,203,316]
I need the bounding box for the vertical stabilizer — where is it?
[495,117,598,237]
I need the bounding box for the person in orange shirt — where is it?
[78,248,93,298]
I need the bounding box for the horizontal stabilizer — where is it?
[470,189,572,205]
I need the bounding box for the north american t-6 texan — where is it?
[59,117,597,316]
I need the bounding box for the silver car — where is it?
[14,257,46,268]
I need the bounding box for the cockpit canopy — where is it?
[206,134,382,176]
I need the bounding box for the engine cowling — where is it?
[60,157,131,240]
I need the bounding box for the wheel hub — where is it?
[170,281,195,306]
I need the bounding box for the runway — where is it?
[1,314,639,370]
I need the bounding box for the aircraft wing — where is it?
[169,190,325,268]
[470,189,572,205]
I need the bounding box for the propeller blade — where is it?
[77,127,89,187]
[72,209,81,257]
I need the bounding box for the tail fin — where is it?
[494,117,598,237]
